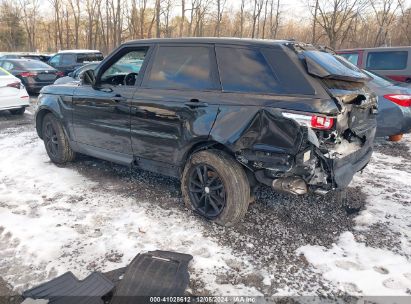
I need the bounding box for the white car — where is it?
[0,67,30,115]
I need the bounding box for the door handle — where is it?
[184,99,208,108]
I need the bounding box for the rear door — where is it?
[130,44,221,171]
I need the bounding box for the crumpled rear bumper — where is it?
[330,127,375,189]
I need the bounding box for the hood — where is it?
[40,83,78,96]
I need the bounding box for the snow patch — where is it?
[0,131,260,295]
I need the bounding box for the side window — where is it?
[216,46,280,94]
[61,54,75,65]
[49,55,61,65]
[100,48,148,86]
[2,61,14,71]
[339,53,359,66]
[145,46,217,90]
[366,51,408,70]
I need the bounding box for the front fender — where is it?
[35,92,74,140]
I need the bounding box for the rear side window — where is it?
[339,53,359,66]
[366,51,408,70]
[216,46,280,94]
[145,46,217,90]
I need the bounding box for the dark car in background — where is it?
[54,62,100,85]
[0,52,52,62]
[337,46,411,83]
[363,69,411,141]
[35,38,377,226]
[0,59,63,93]
[48,50,104,75]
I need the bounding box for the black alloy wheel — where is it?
[44,121,59,159]
[188,164,226,219]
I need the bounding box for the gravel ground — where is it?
[0,97,410,300]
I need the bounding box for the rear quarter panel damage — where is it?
[210,106,304,155]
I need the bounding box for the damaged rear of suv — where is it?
[182,41,377,226]
[36,38,377,227]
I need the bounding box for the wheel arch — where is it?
[36,107,67,140]
[183,140,235,164]
[181,140,257,187]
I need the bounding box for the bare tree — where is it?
[370,0,400,46]
[19,0,39,51]
[251,0,264,38]
[214,0,226,36]
[308,0,367,48]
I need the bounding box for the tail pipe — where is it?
[272,177,308,195]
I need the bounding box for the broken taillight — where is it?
[311,115,334,130]
[384,94,411,107]
[283,112,334,130]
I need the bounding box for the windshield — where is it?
[303,50,370,82]
[17,60,53,70]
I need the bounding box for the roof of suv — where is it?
[124,37,293,47]
[58,50,102,54]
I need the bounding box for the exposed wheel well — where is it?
[184,141,234,163]
[182,141,258,187]
[36,109,53,139]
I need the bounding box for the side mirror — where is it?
[80,69,96,87]
[68,72,73,77]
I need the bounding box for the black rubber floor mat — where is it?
[111,250,193,303]
[22,271,114,304]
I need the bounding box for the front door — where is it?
[72,46,151,163]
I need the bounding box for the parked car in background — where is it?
[54,62,100,85]
[337,47,411,83]
[35,38,377,226]
[363,69,411,141]
[0,67,29,115]
[48,50,104,75]
[0,59,63,94]
[0,52,52,62]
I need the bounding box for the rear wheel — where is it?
[9,107,25,115]
[42,113,75,164]
[181,150,250,227]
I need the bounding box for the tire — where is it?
[42,113,75,164]
[181,150,250,227]
[9,107,25,115]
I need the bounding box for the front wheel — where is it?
[181,150,250,227]
[42,113,76,164]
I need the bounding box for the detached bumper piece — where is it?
[112,251,193,304]
[22,272,114,304]
[22,250,193,304]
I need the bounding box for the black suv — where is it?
[48,50,104,75]
[35,38,377,226]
